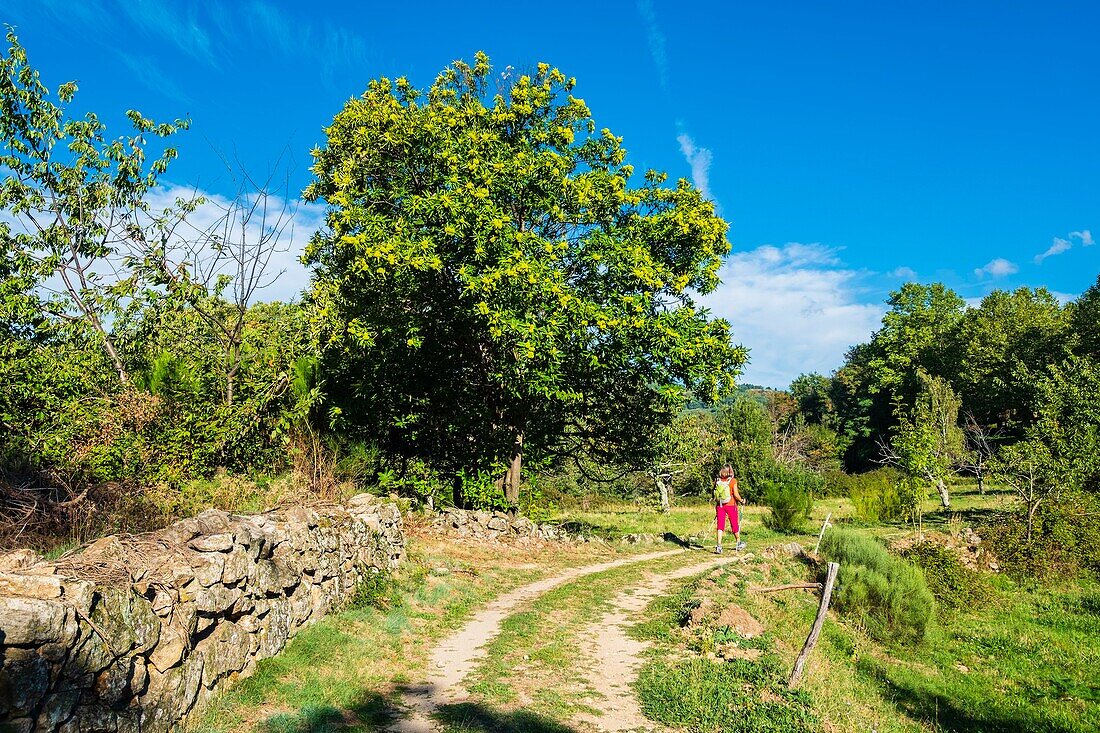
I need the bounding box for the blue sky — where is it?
[5,0,1098,387]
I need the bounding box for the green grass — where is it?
[628,564,819,733]
[619,484,1100,733]
[856,573,1100,732]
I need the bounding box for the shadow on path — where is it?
[253,692,581,733]
[661,531,695,548]
[436,702,580,733]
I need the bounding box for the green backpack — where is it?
[714,479,732,504]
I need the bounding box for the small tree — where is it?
[991,440,1057,542]
[0,28,189,385]
[883,370,964,513]
[716,396,774,499]
[647,410,722,512]
[137,164,301,405]
[961,411,999,494]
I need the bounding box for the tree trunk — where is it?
[1026,499,1040,543]
[976,470,985,495]
[452,475,464,509]
[101,334,130,385]
[656,474,671,514]
[504,431,523,505]
[935,478,950,509]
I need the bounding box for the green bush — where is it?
[900,540,991,613]
[820,528,934,644]
[985,490,1100,577]
[455,468,511,512]
[377,458,447,508]
[763,468,818,533]
[517,481,557,524]
[842,468,908,522]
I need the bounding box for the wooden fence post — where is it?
[812,512,832,555]
[788,561,839,689]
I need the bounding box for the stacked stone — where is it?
[0,493,403,733]
[433,508,566,541]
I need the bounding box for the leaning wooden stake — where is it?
[812,512,832,555]
[750,582,822,593]
[788,561,839,689]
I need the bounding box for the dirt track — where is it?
[387,548,697,733]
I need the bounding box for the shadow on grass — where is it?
[922,506,1007,528]
[860,660,1081,733]
[661,531,697,548]
[436,701,580,733]
[255,691,391,733]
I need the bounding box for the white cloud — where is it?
[1035,236,1074,263]
[144,184,322,303]
[1070,229,1094,246]
[676,133,714,201]
[889,266,918,279]
[974,258,1018,279]
[36,0,217,67]
[702,242,884,389]
[636,0,670,97]
[636,2,717,206]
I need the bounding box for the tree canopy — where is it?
[303,54,744,499]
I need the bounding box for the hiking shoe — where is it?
[715,546,723,554]
[735,541,747,551]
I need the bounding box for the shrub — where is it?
[843,468,908,522]
[763,468,818,533]
[820,528,934,644]
[985,490,1100,578]
[347,569,392,610]
[378,458,446,508]
[900,540,991,613]
[518,482,557,524]
[821,469,853,498]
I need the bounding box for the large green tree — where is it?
[954,287,1071,435]
[824,283,966,469]
[865,282,966,399]
[304,54,744,502]
[1071,275,1100,359]
[789,372,834,426]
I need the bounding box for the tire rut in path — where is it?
[577,555,743,732]
[388,548,685,733]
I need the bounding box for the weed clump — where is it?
[820,528,934,644]
[347,569,393,610]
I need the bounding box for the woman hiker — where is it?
[714,464,746,554]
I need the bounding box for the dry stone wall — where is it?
[0,493,403,732]
[432,508,567,542]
